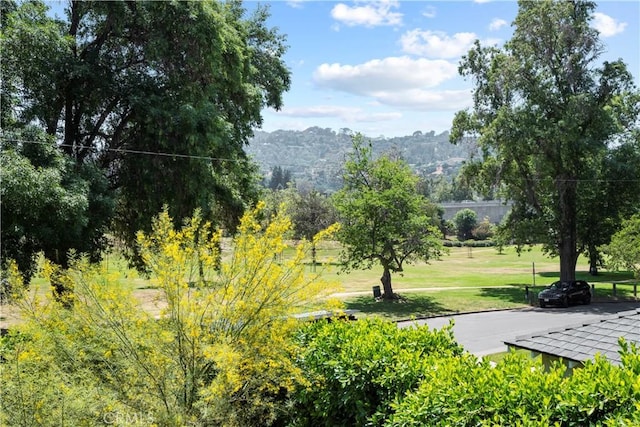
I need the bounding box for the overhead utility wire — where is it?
[0,136,240,163]
[2,136,640,183]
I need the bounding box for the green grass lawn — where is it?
[320,244,636,321]
[4,243,636,326]
[319,244,633,292]
[344,287,530,321]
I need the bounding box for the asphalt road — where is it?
[399,301,640,356]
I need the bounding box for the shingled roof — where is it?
[504,308,640,366]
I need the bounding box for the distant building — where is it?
[440,200,513,224]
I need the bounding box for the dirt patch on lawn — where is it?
[1,288,167,330]
[0,303,23,330]
[132,288,167,318]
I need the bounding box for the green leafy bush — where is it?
[443,240,495,248]
[472,217,495,241]
[284,325,640,427]
[387,341,640,426]
[285,318,463,426]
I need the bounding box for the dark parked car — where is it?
[538,280,591,308]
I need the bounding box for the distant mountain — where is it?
[246,127,477,192]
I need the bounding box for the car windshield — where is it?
[548,281,570,290]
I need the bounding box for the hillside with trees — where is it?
[247,127,476,192]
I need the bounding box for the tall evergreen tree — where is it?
[451,0,639,281]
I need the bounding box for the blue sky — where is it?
[45,1,639,138]
[255,0,639,137]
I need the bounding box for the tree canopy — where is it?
[453,208,478,241]
[451,0,639,281]
[603,214,640,280]
[268,166,293,190]
[333,134,443,299]
[1,0,290,273]
[288,188,337,242]
[0,126,113,281]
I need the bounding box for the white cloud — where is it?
[400,30,477,58]
[489,18,507,31]
[331,1,402,28]
[473,0,492,3]
[313,56,458,95]
[375,89,472,111]
[592,12,627,37]
[311,57,470,112]
[483,37,502,47]
[276,105,402,123]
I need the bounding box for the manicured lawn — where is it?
[2,243,636,327]
[326,244,635,321]
[319,244,624,292]
[344,287,529,321]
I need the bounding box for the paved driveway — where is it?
[399,301,640,356]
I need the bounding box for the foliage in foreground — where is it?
[388,340,640,426]
[281,319,640,427]
[0,205,340,426]
[286,318,464,426]
[0,126,113,282]
[2,0,290,272]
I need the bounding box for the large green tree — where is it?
[1,126,113,281]
[333,134,443,299]
[451,0,639,281]
[453,208,478,241]
[1,0,289,270]
[268,165,293,190]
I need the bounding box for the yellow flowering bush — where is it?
[1,204,341,426]
[0,259,26,303]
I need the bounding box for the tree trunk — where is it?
[381,267,394,299]
[588,244,599,276]
[559,237,578,281]
[558,176,578,281]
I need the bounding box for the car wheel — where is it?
[539,301,546,308]
[562,296,569,308]
[584,294,591,305]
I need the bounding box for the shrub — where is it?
[472,216,495,240]
[1,204,340,426]
[442,240,495,248]
[284,318,463,426]
[0,260,26,304]
[386,342,640,426]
